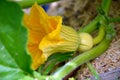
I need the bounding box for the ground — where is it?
[47,0,120,79]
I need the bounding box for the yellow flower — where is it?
[23,3,79,70]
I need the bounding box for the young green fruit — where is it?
[78,32,93,52]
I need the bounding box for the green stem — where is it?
[79,0,112,33]
[87,62,100,80]
[101,0,112,16]
[93,25,105,45]
[108,17,120,23]
[78,16,100,33]
[7,0,59,8]
[52,26,114,78]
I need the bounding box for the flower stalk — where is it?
[93,25,105,45]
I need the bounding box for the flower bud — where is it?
[78,32,93,52]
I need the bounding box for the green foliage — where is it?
[0,0,33,80]
[39,52,73,75]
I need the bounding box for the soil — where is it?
[47,0,120,79]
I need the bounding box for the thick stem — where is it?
[8,0,59,8]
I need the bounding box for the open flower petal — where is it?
[23,3,62,70]
[23,3,80,70]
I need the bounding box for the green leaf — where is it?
[20,76,34,80]
[0,41,25,80]
[0,0,33,80]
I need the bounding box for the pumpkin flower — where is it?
[23,3,80,70]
